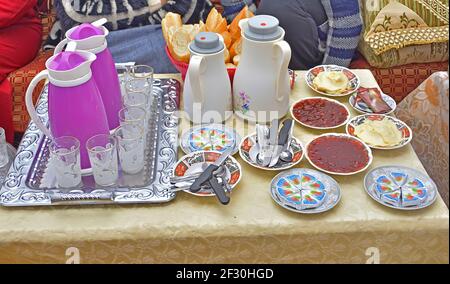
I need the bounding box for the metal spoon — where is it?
[279,147,294,163]
[279,119,295,163]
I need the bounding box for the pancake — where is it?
[313,71,350,94]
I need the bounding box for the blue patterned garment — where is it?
[319,0,363,67]
[54,0,214,33]
[219,0,258,22]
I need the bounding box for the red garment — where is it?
[0,0,42,143]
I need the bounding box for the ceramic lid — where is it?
[69,23,104,40]
[190,32,224,54]
[243,15,283,41]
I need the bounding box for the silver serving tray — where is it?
[0,78,180,207]
[0,144,16,186]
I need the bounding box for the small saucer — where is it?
[349,92,396,115]
[181,124,241,155]
[173,151,242,197]
[239,133,304,171]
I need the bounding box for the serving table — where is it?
[0,71,448,264]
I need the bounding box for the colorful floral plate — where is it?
[181,124,241,155]
[270,168,341,214]
[305,65,360,97]
[346,114,413,150]
[239,133,304,171]
[173,151,242,197]
[290,97,351,130]
[349,92,397,115]
[364,166,437,210]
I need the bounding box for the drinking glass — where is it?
[116,65,130,97]
[123,90,150,111]
[115,124,145,174]
[86,134,119,186]
[129,65,154,94]
[118,106,147,130]
[49,136,82,188]
[0,128,8,168]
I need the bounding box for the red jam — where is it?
[292,98,348,128]
[307,135,370,173]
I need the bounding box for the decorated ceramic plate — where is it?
[346,114,412,150]
[364,166,437,210]
[173,151,242,197]
[305,65,360,97]
[349,92,396,115]
[306,134,373,176]
[290,97,351,129]
[270,168,341,214]
[239,133,304,171]
[181,124,241,155]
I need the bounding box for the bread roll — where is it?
[233,55,240,66]
[171,28,191,63]
[230,38,242,58]
[224,47,231,63]
[221,31,232,49]
[206,8,221,32]
[162,12,182,43]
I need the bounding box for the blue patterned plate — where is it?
[181,124,241,155]
[364,166,438,210]
[270,168,341,214]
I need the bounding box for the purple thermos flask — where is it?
[54,18,122,131]
[25,45,110,170]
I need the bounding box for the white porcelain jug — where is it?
[184,32,232,124]
[233,15,292,123]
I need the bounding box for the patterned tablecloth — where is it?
[0,71,448,264]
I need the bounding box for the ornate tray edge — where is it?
[0,78,180,207]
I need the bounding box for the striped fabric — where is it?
[320,0,363,67]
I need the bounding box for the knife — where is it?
[189,148,234,204]
[256,124,273,167]
[170,166,226,184]
[268,119,293,167]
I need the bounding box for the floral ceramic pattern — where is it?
[173,151,242,197]
[181,124,240,154]
[364,166,438,210]
[236,91,251,115]
[305,65,360,97]
[270,168,341,214]
[346,114,413,150]
[275,174,327,210]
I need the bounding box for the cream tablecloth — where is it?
[0,71,448,264]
